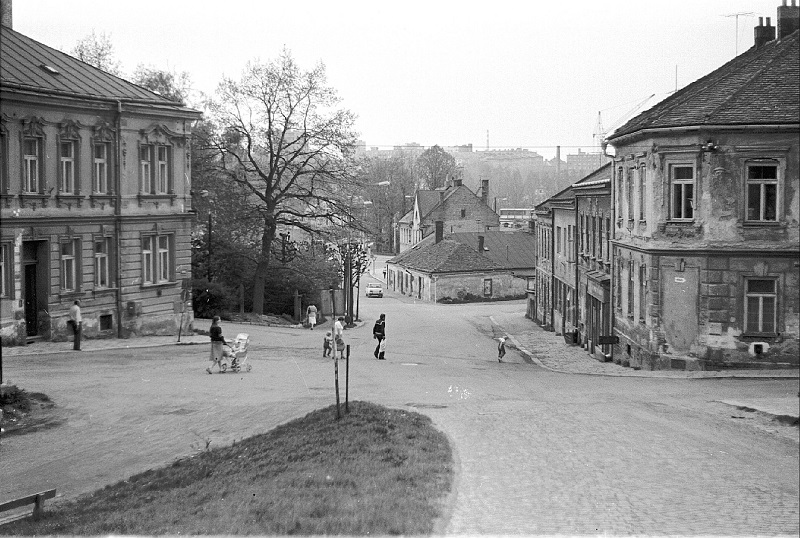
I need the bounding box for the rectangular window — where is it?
[0,243,9,298]
[604,217,611,263]
[598,218,603,259]
[746,164,778,222]
[157,145,170,193]
[158,235,170,282]
[60,141,76,193]
[639,164,647,221]
[639,263,647,322]
[95,238,110,288]
[61,240,78,291]
[140,145,153,193]
[556,226,561,254]
[627,260,634,318]
[670,165,694,220]
[579,214,585,254]
[615,257,622,311]
[616,167,623,223]
[627,168,635,220]
[745,279,776,334]
[483,278,492,297]
[142,234,173,285]
[94,143,109,193]
[24,137,40,193]
[591,216,596,257]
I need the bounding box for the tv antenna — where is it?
[723,12,755,56]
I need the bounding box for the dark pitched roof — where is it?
[449,231,536,269]
[1,26,190,108]
[609,31,800,141]
[388,238,504,273]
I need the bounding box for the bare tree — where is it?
[70,30,121,75]
[204,49,360,315]
[415,145,457,189]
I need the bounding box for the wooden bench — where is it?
[0,489,57,525]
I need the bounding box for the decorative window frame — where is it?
[90,122,115,206]
[740,155,786,226]
[57,121,83,205]
[742,275,779,337]
[483,278,493,297]
[140,229,176,288]
[92,231,115,292]
[21,117,46,196]
[138,124,183,205]
[59,235,82,296]
[665,158,698,222]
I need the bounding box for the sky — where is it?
[13,0,786,159]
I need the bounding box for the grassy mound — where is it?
[1,401,453,535]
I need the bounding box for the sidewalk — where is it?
[490,310,799,421]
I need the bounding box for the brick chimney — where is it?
[0,0,12,29]
[452,177,462,188]
[480,179,489,207]
[477,235,485,253]
[754,17,776,47]
[778,0,800,39]
[435,221,444,244]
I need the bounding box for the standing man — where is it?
[306,303,318,330]
[69,300,82,351]
[373,313,385,359]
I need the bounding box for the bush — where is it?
[192,279,236,319]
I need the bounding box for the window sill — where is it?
[138,193,177,207]
[740,332,779,340]
[19,193,52,209]
[90,194,116,209]
[59,290,84,302]
[742,221,782,228]
[141,281,177,290]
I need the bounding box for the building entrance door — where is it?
[24,263,38,336]
[661,266,699,352]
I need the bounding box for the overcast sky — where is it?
[14,0,784,158]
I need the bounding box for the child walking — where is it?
[497,337,506,363]
[323,331,333,357]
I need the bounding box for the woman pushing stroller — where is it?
[207,316,227,374]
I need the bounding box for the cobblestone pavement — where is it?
[2,294,798,535]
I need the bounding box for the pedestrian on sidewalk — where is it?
[334,332,346,361]
[373,313,385,359]
[207,316,227,374]
[497,337,506,363]
[68,300,82,351]
[334,316,344,340]
[306,304,317,330]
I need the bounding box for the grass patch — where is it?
[0,401,453,535]
[0,388,59,436]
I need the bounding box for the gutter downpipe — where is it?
[114,100,124,338]
[573,197,579,337]
[608,154,616,362]
[550,208,555,332]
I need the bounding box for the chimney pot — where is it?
[0,0,12,29]
[766,17,772,26]
[778,0,800,39]
[435,221,444,244]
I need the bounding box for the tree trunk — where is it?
[251,218,276,315]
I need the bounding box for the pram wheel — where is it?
[220,363,227,372]
[246,364,252,372]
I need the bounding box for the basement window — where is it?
[40,64,60,75]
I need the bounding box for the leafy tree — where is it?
[132,64,193,104]
[70,30,121,75]
[360,153,416,253]
[415,145,457,189]
[204,48,360,315]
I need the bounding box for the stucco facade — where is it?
[0,27,201,345]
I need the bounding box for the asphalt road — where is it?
[2,274,798,535]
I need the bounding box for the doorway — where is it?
[22,240,47,337]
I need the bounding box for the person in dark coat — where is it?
[207,316,227,373]
[373,313,385,359]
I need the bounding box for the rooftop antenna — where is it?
[723,12,755,56]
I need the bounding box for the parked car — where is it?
[365,283,383,298]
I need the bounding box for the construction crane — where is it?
[723,12,755,56]
[593,94,656,149]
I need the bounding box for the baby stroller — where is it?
[221,333,252,373]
